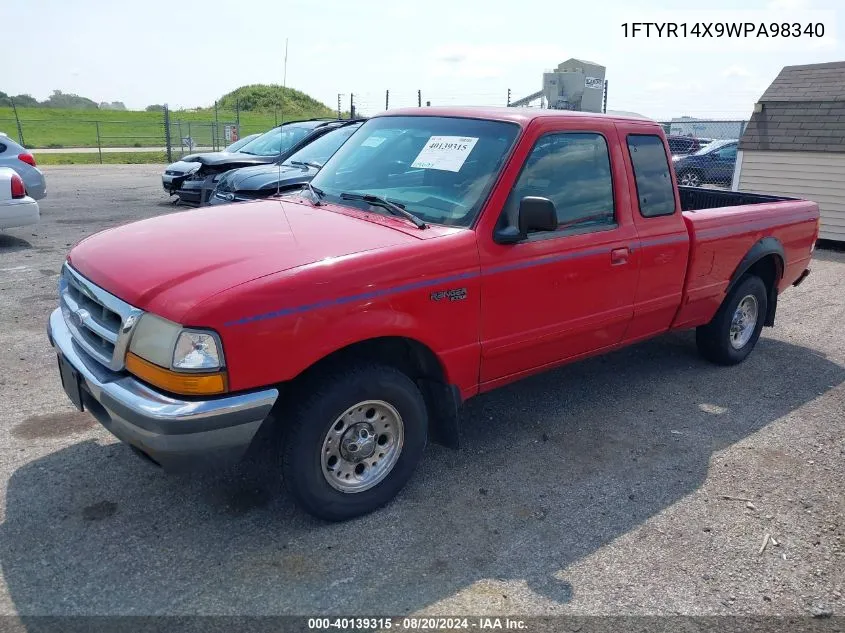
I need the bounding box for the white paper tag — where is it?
[411,136,479,172]
[361,136,387,147]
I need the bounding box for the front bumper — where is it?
[47,308,278,471]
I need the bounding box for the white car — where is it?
[0,166,39,230]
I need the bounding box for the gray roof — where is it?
[740,61,845,153]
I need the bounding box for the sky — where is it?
[1,0,843,120]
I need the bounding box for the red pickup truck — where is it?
[48,107,819,520]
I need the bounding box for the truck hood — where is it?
[185,152,279,168]
[216,163,315,193]
[67,199,419,322]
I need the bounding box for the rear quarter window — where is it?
[627,134,676,217]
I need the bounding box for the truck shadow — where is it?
[1,333,842,615]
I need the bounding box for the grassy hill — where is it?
[0,85,339,151]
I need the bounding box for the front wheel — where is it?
[281,364,428,521]
[696,274,768,365]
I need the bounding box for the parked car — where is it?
[0,133,46,200]
[673,138,738,187]
[165,119,354,206]
[0,166,39,230]
[666,135,710,156]
[210,121,365,205]
[161,134,261,195]
[48,107,818,521]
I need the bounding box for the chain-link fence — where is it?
[656,120,747,189]
[0,100,332,163]
[1,94,748,182]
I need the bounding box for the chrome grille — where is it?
[59,264,143,371]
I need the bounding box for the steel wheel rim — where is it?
[681,172,700,186]
[321,400,404,493]
[729,294,758,349]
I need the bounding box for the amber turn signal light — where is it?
[125,352,228,396]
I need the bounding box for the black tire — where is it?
[696,274,768,365]
[281,363,428,521]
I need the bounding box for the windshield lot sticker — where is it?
[411,136,479,172]
[361,136,387,147]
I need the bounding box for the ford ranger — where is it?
[47,107,819,521]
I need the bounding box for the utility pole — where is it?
[10,97,24,146]
[385,90,389,111]
[350,93,355,119]
[507,88,511,107]
[337,93,342,119]
[417,90,421,107]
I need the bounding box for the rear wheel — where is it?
[696,274,768,365]
[281,363,428,521]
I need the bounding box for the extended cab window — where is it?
[504,132,615,233]
[627,135,676,217]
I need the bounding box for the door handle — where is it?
[611,247,630,265]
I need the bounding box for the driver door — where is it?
[478,119,640,386]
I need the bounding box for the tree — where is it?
[145,104,165,112]
[99,101,127,111]
[217,84,334,118]
[10,94,39,107]
[42,90,98,110]
[0,91,10,107]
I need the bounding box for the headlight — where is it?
[173,331,223,370]
[128,313,182,367]
[126,314,227,395]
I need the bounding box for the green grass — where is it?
[0,102,340,150]
[36,151,168,165]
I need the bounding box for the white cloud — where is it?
[426,43,573,79]
[722,65,752,78]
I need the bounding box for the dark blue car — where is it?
[672,139,738,187]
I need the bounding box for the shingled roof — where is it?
[739,61,845,153]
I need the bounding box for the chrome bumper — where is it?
[47,308,279,470]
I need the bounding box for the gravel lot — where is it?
[0,165,843,618]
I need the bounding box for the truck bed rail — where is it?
[679,186,795,212]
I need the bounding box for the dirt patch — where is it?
[12,411,96,440]
[82,500,118,521]
[218,486,273,517]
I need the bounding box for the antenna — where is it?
[277,37,288,199]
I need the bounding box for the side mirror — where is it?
[494,196,558,244]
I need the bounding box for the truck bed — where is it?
[673,191,819,330]
[678,186,795,211]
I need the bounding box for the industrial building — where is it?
[511,58,607,112]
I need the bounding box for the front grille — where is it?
[59,265,142,370]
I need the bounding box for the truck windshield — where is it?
[309,116,520,227]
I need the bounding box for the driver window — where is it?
[716,145,737,160]
[501,132,615,234]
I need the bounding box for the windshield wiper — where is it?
[340,192,427,230]
[289,160,322,170]
[304,182,325,205]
